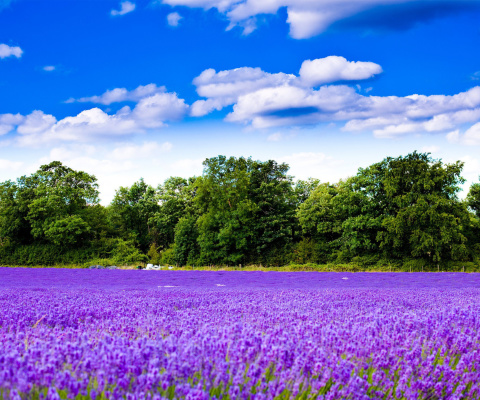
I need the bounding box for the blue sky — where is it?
[1,0,480,203]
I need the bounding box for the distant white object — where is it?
[342,277,348,280]
[215,284,226,286]
[159,285,177,288]
[147,264,153,268]
[168,266,174,270]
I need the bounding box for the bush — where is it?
[160,246,176,266]
[147,243,161,264]
[0,243,97,266]
[0,237,147,267]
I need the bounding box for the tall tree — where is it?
[195,156,255,265]
[193,156,296,266]
[467,179,480,218]
[375,152,469,263]
[248,159,297,264]
[0,161,100,246]
[151,177,195,250]
[109,178,159,252]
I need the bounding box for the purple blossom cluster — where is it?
[1,269,480,399]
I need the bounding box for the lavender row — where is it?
[1,270,480,399]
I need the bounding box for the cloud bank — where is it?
[161,0,480,38]
[2,55,480,147]
[1,86,188,146]
[191,56,480,139]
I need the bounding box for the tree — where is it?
[174,215,200,266]
[109,178,159,252]
[195,156,256,265]
[0,161,100,246]
[375,152,469,263]
[467,179,480,218]
[297,182,347,261]
[345,152,469,263]
[248,159,297,264]
[151,177,195,250]
[193,156,297,266]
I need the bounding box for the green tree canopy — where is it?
[109,178,159,252]
[0,161,99,246]
[467,179,480,218]
[151,176,196,250]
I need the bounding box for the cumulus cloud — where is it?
[2,88,188,146]
[111,1,136,16]
[299,56,382,87]
[161,0,478,38]
[190,56,381,117]
[449,122,480,146]
[0,113,24,135]
[167,12,183,26]
[190,57,480,138]
[0,43,22,59]
[68,84,167,105]
[191,67,295,116]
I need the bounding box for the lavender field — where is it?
[1,269,480,399]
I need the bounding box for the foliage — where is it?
[467,179,480,218]
[0,161,99,247]
[1,153,479,268]
[174,215,199,266]
[192,156,296,266]
[151,177,195,250]
[109,178,159,252]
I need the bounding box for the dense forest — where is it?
[1,152,479,270]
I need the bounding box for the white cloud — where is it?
[190,57,480,139]
[0,113,24,135]
[70,84,166,105]
[454,122,480,146]
[190,56,379,117]
[191,67,295,116]
[472,71,480,81]
[43,65,56,72]
[111,1,136,16]
[446,130,460,143]
[162,0,463,38]
[0,43,22,59]
[191,56,382,116]
[167,12,183,26]
[2,88,188,146]
[299,56,382,87]
[17,110,57,135]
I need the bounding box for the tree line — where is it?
[0,152,479,270]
